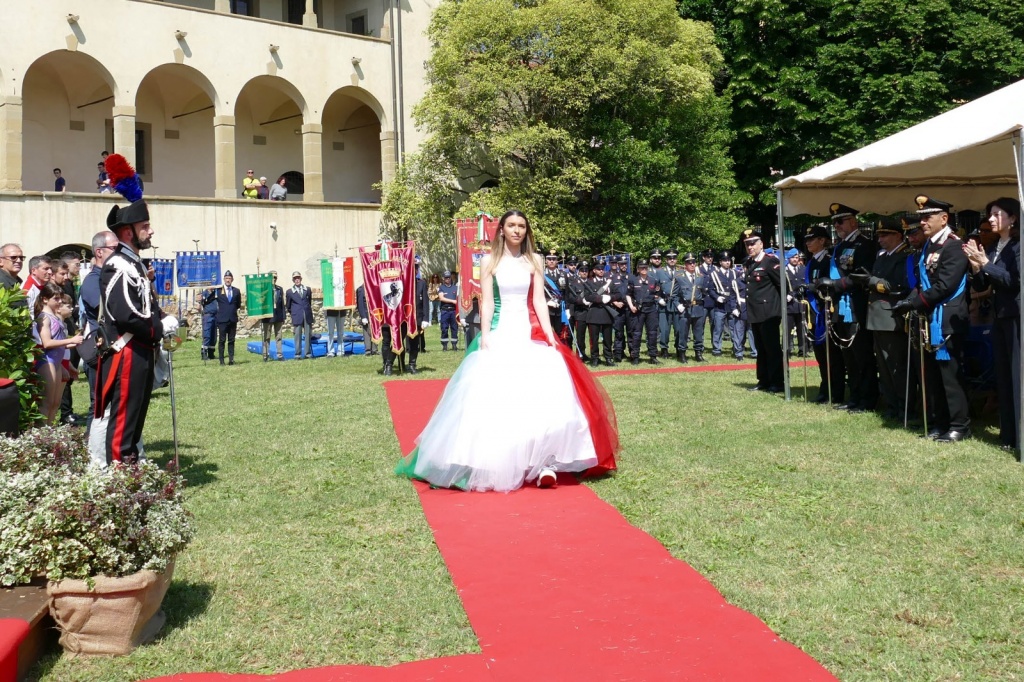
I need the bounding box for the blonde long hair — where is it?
[483,210,543,280]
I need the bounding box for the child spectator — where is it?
[35,283,83,424]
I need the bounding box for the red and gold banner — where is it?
[457,215,500,310]
[359,242,417,352]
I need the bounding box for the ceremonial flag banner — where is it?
[457,215,499,310]
[320,257,355,309]
[175,251,222,288]
[359,242,417,353]
[152,259,175,299]
[245,274,273,319]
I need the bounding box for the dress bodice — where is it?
[491,256,534,343]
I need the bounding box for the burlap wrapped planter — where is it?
[45,560,175,656]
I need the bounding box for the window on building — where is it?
[231,0,257,17]
[281,171,305,195]
[347,11,367,36]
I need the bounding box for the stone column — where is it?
[214,0,230,13]
[112,106,137,167]
[301,123,324,202]
[0,96,23,191]
[303,0,318,27]
[213,115,237,199]
[380,130,398,184]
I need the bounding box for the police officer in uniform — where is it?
[437,270,459,351]
[815,203,878,412]
[656,249,680,357]
[543,249,566,339]
[200,281,218,360]
[783,248,807,357]
[893,196,971,442]
[95,192,179,465]
[847,217,911,419]
[742,229,784,392]
[649,248,672,357]
[583,263,618,366]
[610,255,630,362]
[804,225,846,404]
[627,258,661,365]
[672,252,706,363]
[567,259,591,360]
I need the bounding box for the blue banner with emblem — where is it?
[175,251,222,288]
[152,258,175,300]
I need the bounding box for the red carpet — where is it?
[146,368,836,682]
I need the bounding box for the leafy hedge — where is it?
[0,285,42,430]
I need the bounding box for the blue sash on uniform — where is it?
[829,245,853,323]
[805,266,826,345]
[905,253,918,289]
[544,273,568,324]
[917,242,966,361]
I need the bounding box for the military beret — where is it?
[915,195,952,214]
[784,248,800,260]
[829,203,859,220]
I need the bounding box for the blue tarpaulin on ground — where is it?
[246,331,366,359]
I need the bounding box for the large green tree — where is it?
[379,0,748,258]
[679,0,1024,231]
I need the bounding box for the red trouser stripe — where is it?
[109,342,134,462]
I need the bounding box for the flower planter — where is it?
[46,560,175,656]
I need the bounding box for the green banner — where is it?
[321,259,335,307]
[245,274,273,318]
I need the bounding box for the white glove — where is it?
[421,321,429,330]
[731,309,740,318]
[658,298,666,306]
[361,317,368,325]
[160,316,179,337]
[717,296,725,304]
[786,294,793,302]
[548,300,558,308]
[676,304,684,313]
[601,295,611,304]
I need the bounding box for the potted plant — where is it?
[0,426,193,656]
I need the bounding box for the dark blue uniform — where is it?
[438,280,459,350]
[200,287,218,360]
[627,270,660,363]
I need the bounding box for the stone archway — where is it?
[136,64,219,197]
[22,51,117,192]
[321,86,385,203]
[234,76,307,199]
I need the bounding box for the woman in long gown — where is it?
[396,210,619,492]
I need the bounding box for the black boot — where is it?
[383,363,393,376]
[408,362,418,375]
[590,358,600,367]
[649,357,661,365]
[695,350,705,362]
[659,348,668,359]
[677,350,687,363]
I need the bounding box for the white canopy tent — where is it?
[771,79,1024,425]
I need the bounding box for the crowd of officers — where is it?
[542,248,760,367]
[543,194,1021,455]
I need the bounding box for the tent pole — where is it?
[777,190,790,401]
[1015,132,1024,457]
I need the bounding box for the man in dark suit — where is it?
[583,264,618,366]
[261,271,286,361]
[215,270,242,365]
[894,195,971,442]
[742,229,783,392]
[200,281,219,361]
[849,218,911,419]
[672,252,707,363]
[285,270,314,359]
[815,203,878,412]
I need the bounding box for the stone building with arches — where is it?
[0,0,433,280]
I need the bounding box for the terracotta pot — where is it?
[46,560,174,656]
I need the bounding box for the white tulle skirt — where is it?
[402,335,599,492]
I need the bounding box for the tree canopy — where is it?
[379,0,747,259]
[678,0,1024,231]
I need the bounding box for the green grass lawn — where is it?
[32,327,1024,681]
